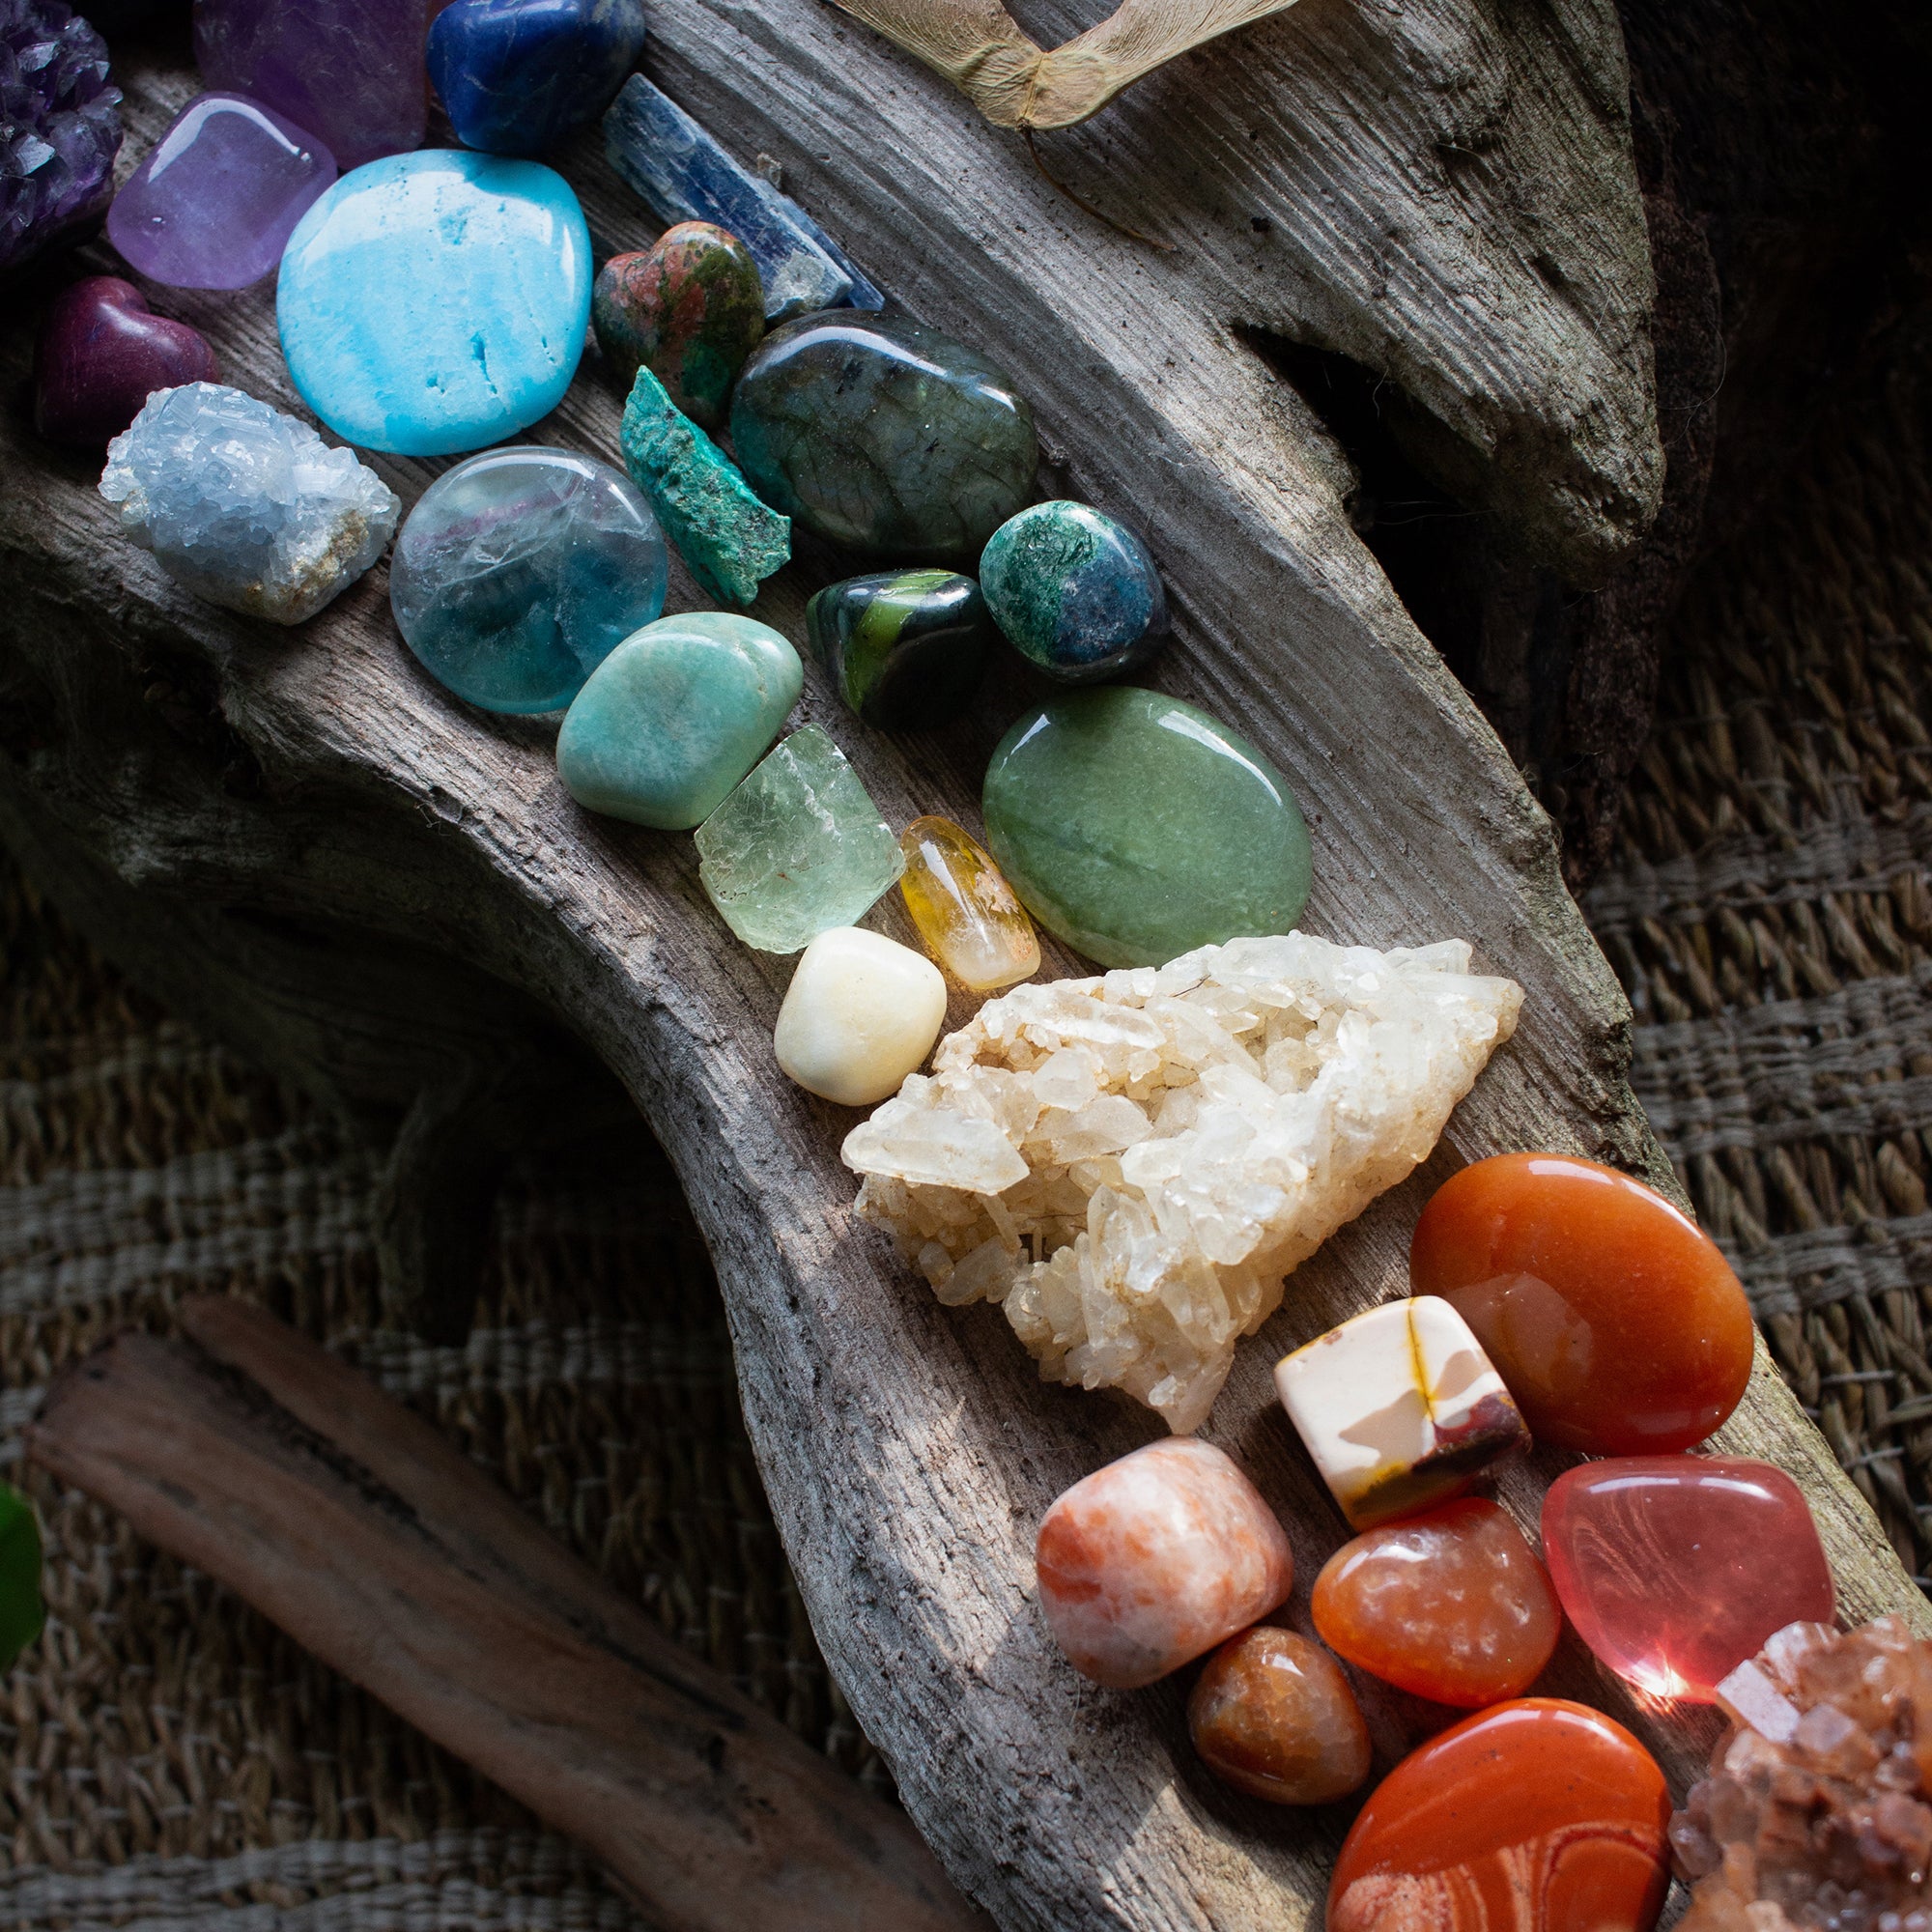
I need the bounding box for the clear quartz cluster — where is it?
[99,384,399,625]
[842,933,1523,1432]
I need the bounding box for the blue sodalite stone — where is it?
[602,73,881,320]
[980,500,1168,683]
[278,150,592,457]
[429,0,645,157]
[389,445,667,713]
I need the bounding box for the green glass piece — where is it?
[557,611,803,830]
[0,1481,44,1672]
[981,686,1312,968]
[695,724,904,952]
[804,568,990,729]
[618,365,790,606]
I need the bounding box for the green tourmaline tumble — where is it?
[805,568,991,729]
[728,311,1037,563]
[981,687,1312,968]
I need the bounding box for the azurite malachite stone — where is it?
[729,310,1037,563]
[804,569,990,728]
[981,687,1312,968]
[980,500,1168,683]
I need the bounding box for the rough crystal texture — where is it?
[843,932,1524,1432]
[99,383,399,624]
[2,0,122,273]
[1673,1618,1932,1932]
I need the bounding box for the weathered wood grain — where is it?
[1,7,1922,1929]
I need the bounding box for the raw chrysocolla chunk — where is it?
[841,932,1522,1433]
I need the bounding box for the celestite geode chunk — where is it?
[99,383,399,624]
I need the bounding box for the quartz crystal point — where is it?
[99,384,399,624]
[1,0,122,273]
[843,933,1523,1433]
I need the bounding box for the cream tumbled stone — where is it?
[775,927,948,1107]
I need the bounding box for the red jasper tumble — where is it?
[1410,1151,1755,1455]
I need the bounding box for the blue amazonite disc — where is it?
[277,150,592,456]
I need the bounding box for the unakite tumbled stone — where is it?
[729,311,1037,562]
[805,569,990,729]
[981,688,1311,967]
[695,724,903,952]
[556,612,801,830]
[980,500,1168,683]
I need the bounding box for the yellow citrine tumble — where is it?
[898,815,1041,992]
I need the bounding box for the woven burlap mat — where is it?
[4,365,1930,1921]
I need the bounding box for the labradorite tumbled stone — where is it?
[981,687,1312,968]
[556,611,802,829]
[805,569,991,729]
[981,500,1168,683]
[728,311,1037,563]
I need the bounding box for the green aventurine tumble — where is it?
[981,687,1312,968]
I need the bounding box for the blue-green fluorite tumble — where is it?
[805,569,991,729]
[981,687,1311,968]
[980,500,1168,683]
[728,310,1037,563]
[556,611,802,829]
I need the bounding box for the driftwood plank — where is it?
[0,6,1923,1928]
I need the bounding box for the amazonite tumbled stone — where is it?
[277,150,592,456]
[556,612,802,830]
[981,687,1311,968]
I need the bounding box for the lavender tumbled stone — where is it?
[1,0,123,273]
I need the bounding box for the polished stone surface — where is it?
[806,568,990,728]
[980,687,1311,968]
[277,150,592,457]
[99,382,399,624]
[429,0,645,156]
[592,221,763,430]
[1330,1700,1672,1932]
[1412,1151,1756,1455]
[556,611,799,829]
[980,500,1167,682]
[1035,1438,1293,1690]
[0,1479,43,1672]
[33,276,218,446]
[731,311,1037,562]
[108,92,334,289]
[0,0,121,272]
[897,815,1038,991]
[1542,1456,1835,1702]
[618,364,789,605]
[773,926,947,1107]
[1186,1627,1370,1805]
[694,724,901,952]
[193,0,428,170]
[390,445,666,714]
[1312,1498,1560,1708]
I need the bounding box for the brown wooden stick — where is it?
[25,1296,983,1932]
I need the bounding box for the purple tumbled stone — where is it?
[34,274,220,445]
[108,92,334,288]
[1,0,123,273]
[192,0,428,171]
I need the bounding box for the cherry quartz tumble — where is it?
[1411,1151,1755,1454]
[1186,1627,1370,1804]
[1543,1456,1835,1702]
[33,278,218,447]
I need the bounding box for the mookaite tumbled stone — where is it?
[981,687,1312,968]
[730,311,1037,562]
[981,500,1168,683]
[805,569,990,728]
[34,278,218,447]
[556,611,801,830]
[593,222,764,430]
[277,151,592,457]
[389,445,667,715]
[429,0,646,157]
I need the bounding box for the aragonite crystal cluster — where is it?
[844,933,1522,1431]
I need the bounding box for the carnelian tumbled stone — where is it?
[1186,1627,1372,1804]
[1542,1456,1835,1702]
[1328,1698,1671,1932]
[1410,1151,1754,1455]
[1311,1498,1561,1708]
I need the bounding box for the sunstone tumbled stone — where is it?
[980,499,1168,683]
[805,569,990,728]
[981,687,1312,968]
[730,311,1037,563]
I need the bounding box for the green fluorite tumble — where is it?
[805,568,990,729]
[728,310,1037,563]
[981,687,1312,967]
[695,724,903,952]
[556,611,802,830]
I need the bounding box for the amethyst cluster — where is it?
[2,0,122,272]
